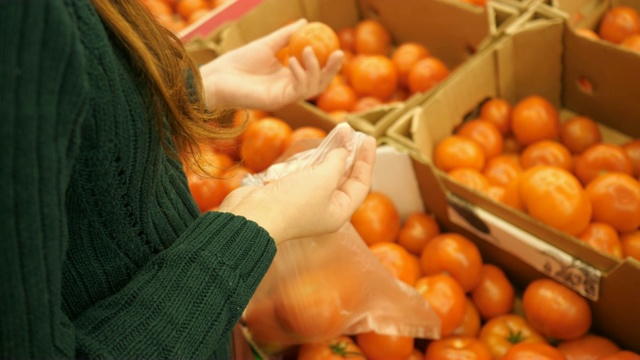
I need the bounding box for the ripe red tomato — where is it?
[452,297,482,337]
[502,342,566,360]
[355,332,414,360]
[470,264,515,320]
[425,336,492,360]
[415,274,467,337]
[574,143,634,186]
[419,233,483,292]
[600,351,640,360]
[297,335,366,360]
[585,172,640,233]
[478,314,547,359]
[273,269,357,342]
[351,192,401,246]
[522,278,592,341]
[397,211,441,256]
[557,334,621,360]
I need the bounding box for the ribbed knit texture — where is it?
[0,1,276,359]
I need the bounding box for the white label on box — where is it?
[446,195,602,301]
[371,146,425,222]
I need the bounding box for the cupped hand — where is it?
[200,19,344,111]
[217,133,376,244]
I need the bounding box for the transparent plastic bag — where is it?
[240,123,441,355]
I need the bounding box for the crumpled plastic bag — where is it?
[240,123,441,355]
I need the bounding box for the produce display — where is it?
[434,95,640,262]
[144,1,640,357]
[140,0,230,34]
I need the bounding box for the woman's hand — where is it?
[218,131,376,245]
[200,19,344,111]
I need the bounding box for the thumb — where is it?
[254,18,308,51]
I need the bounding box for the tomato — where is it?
[273,269,357,342]
[577,222,623,258]
[289,22,340,68]
[574,143,634,186]
[354,19,392,56]
[419,233,483,292]
[456,119,505,159]
[478,314,547,359]
[519,140,574,172]
[240,117,293,172]
[355,332,414,360]
[297,335,366,360]
[621,230,640,261]
[434,135,486,172]
[187,176,232,212]
[597,6,640,44]
[425,336,492,360]
[622,139,640,177]
[415,274,467,337]
[556,334,621,360]
[397,211,441,256]
[316,83,358,113]
[471,264,515,320]
[600,351,640,360]
[511,95,560,146]
[447,168,492,194]
[407,348,425,360]
[502,342,566,360]
[351,192,401,246]
[349,55,398,100]
[369,242,420,285]
[559,116,602,155]
[391,42,430,88]
[479,97,512,135]
[518,166,592,236]
[452,297,482,337]
[407,57,450,95]
[244,296,296,355]
[483,154,523,187]
[522,278,592,341]
[337,27,355,52]
[585,172,640,233]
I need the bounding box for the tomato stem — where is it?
[330,341,364,358]
[507,329,525,344]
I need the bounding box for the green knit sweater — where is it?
[0,1,276,359]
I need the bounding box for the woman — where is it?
[0,1,376,358]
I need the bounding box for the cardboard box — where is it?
[208,0,521,138]
[179,0,260,43]
[386,3,640,351]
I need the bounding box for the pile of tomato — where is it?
[285,189,638,360]
[433,95,640,262]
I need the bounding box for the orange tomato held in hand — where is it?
[289,22,340,68]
